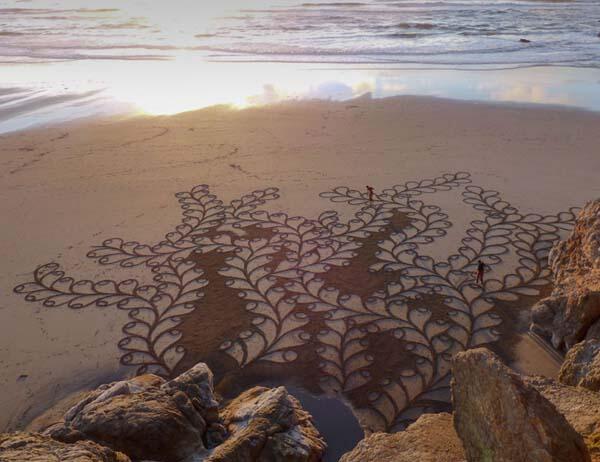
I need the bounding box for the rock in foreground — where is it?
[338,413,464,462]
[452,348,590,462]
[208,386,325,462]
[527,376,600,460]
[531,199,600,351]
[559,339,600,391]
[40,362,325,462]
[47,365,218,462]
[0,432,131,462]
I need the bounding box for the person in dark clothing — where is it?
[476,260,486,285]
[366,185,375,201]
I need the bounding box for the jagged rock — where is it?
[452,348,590,462]
[559,340,600,391]
[527,376,600,459]
[207,386,326,462]
[587,319,600,340]
[0,432,131,462]
[531,199,600,351]
[42,366,325,462]
[61,374,166,423]
[532,292,600,350]
[338,413,464,462]
[163,362,220,422]
[46,364,220,462]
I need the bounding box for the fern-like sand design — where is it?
[14,172,579,432]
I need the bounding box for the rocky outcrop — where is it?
[527,376,600,460]
[559,340,600,391]
[339,346,600,462]
[338,413,464,462]
[526,198,600,457]
[0,432,131,462]
[208,386,325,462]
[46,364,218,462]
[452,348,590,462]
[32,362,325,462]
[531,199,600,351]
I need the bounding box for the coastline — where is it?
[2,94,600,433]
[2,64,600,135]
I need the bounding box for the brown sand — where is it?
[1,96,600,432]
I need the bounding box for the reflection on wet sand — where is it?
[2,63,600,134]
[511,332,564,379]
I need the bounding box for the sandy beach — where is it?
[1,95,600,448]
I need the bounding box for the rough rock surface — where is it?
[527,376,600,460]
[559,340,600,391]
[587,319,600,340]
[0,432,131,462]
[37,366,325,462]
[207,386,326,462]
[338,413,465,462]
[531,199,600,350]
[452,348,590,462]
[46,364,219,462]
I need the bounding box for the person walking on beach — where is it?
[366,185,375,202]
[476,259,486,285]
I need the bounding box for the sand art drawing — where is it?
[14,172,579,431]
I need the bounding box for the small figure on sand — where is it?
[366,185,375,202]
[476,259,487,285]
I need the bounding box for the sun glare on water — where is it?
[1,0,600,131]
[12,0,354,115]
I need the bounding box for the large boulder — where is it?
[549,200,600,281]
[531,199,600,351]
[46,364,220,462]
[559,340,600,391]
[338,412,464,462]
[43,368,325,462]
[0,432,130,462]
[527,376,600,460]
[207,386,326,462]
[17,362,326,462]
[452,348,590,462]
[532,292,600,350]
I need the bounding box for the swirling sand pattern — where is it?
[14,172,579,432]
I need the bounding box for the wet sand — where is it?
[1,95,600,433]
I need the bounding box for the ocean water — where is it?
[198,0,600,67]
[1,0,600,131]
[2,0,600,66]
